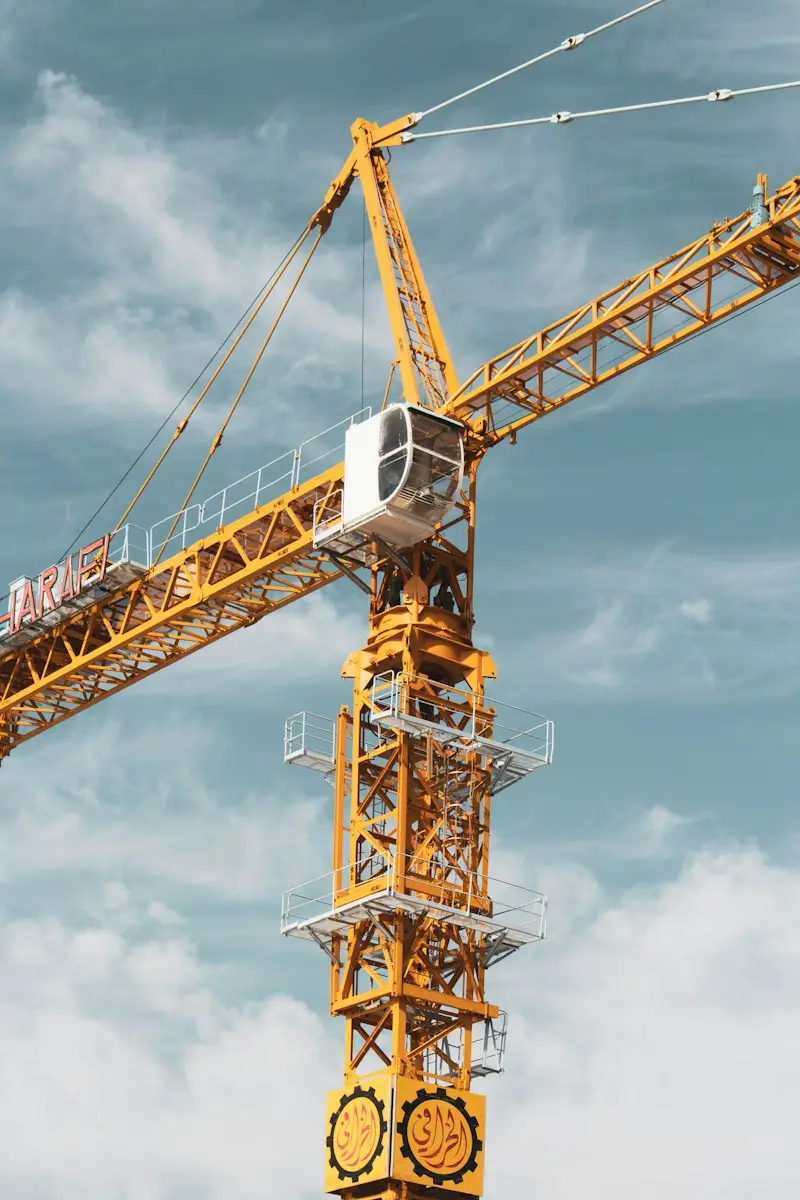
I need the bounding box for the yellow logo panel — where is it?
[393,1079,485,1195]
[324,1079,391,1193]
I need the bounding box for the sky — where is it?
[0,0,799,1196]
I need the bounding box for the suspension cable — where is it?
[112,226,313,535]
[150,228,324,567]
[416,0,667,122]
[405,78,800,142]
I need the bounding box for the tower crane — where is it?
[2,4,800,1196]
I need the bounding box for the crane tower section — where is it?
[285,397,553,1197]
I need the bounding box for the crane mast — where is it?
[305,125,502,1199]
[1,94,800,1200]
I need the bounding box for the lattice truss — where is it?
[332,676,495,1089]
[0,467,345,756]
[449,175,800,441]
[363,149,458,413]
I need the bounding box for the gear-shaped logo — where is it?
[397,1087,482,1187]
[327,1085,387,1183]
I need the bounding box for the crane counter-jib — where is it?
[0,456,349,757]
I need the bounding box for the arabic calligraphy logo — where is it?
[397,1088,482,1186]
[327,1086,387,1183]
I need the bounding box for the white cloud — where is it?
[0,714,327,899]
[1,840,800,1197]
[0,71,390,448]
[512,544,800,699]
[635,803,695,853]
[0,66,617,455]
[0,899,338,1200]
[146,590,363,696]
[493,804,699,914]
[678,596,714,625]
[489,845,800,1199]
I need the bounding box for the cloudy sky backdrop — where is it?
[1,1,799,1196]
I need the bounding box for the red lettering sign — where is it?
[36,565,59,618]
[4,535,110,638]
[15,580,36,627]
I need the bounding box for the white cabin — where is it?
[314,404,464,553]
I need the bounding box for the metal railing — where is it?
[281,852,546,941]
[418,1010,508,1082]
[144,407,372,566]
[312,487,344,544]
[471,1011,508,1077]
[284,711,336,770]
[0,407,372,631]
[369,670,554,765]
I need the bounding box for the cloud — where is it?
[145,590,363,697]
[0,70,390,453]
[0,896,339,1200]
[2,836,800,1198]
[488,844,800,1199]
[505,544,800,700]
[0,714,327,900]
[492,804,700,928]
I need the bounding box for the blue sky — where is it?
[1,1,800,1196]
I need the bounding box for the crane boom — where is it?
[1,168,799,762]
[444,172,800,441]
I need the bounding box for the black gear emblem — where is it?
[397,1086,482,1187]
[327,1085,387,1183]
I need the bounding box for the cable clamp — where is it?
[708,88,734,102]
[561,33,586,50]
[550,111,574,124]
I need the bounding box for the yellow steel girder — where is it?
[0,463,344,757]
[446,172,800,441]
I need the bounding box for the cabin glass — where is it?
[377,408,411,503]
[384,408,463,522]
[378,450,408,502]
[378,407,409,456]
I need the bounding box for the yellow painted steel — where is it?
[1,106,799,1200]
[0,463,344,757]
[446,171,800,442]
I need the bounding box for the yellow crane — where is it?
[2,10,800,1197]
